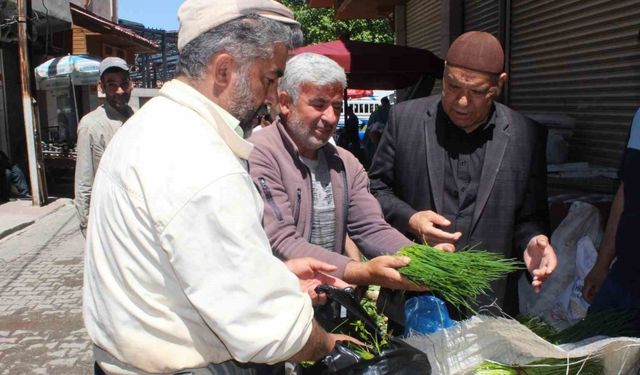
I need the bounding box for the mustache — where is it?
[239,104,270,135]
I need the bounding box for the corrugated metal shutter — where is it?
[406,0,442,94]
[464,0,499,37]
[509,0,640,167]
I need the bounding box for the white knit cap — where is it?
[177,0,299,52]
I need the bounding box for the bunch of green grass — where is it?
[518,310,639,344]
[516,315,559,342]
[397,244,523,312]
[473,357,604,375]
[553,310,639,343]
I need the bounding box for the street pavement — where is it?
[0,199,92,374]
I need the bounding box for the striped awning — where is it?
[34,55,101,90]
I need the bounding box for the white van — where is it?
[338,90,394,139]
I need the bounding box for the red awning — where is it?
[290,37,444,89]
[308,0,406,20]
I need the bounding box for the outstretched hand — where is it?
[524,235,558,293]
[285,257,349,305]
[408,210,462,245]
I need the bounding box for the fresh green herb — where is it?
[473,357,604,375]
[516,315,559,342]
[519,310,639,344]
[397,244,523,312]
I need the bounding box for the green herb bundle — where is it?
[553,310,639,343]
[397,244,523,312]
[518,310,639,344]
[473,357,604,375]
[516,315,559,342]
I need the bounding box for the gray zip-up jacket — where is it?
[248,120,413,279]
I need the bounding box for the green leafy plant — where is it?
[397,244,523,312]
[474,357,604,375]
[518,310,639,344]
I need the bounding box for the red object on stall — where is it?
[347,89,374,99]
[290,35,444,89]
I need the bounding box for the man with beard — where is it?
[83,2,355,374]
[74,57,134,236]
[248,53,427,308]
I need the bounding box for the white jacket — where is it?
[83,79,313,374]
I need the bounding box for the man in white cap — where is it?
[83,1,354,374]
[74,56,134,236]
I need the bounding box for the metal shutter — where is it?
[406,0,442,95]
[406,0,442,57]
[509,0,640,167]
[464,0,500,37]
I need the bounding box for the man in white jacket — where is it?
[83,1,352,374]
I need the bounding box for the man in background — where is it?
[364,96,391,161]
[74,56,134,236]
[0,150,30,201]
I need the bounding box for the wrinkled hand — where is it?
[408,210,462,245]
[286,257,337,278]
[344,255,428,292]
[328,333,366,349]
[582,264,609,303]
[285,257,349,305]
[434,242,456,252]
[524,235,558,293]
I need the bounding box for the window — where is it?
[102,44,127,60]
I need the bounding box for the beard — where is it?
[226,74,262,138]
[286,110,330,154]
[106,92,131,113]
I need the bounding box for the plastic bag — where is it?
[404,315,640,375]
[404,295,455,336]
[303,286,431,375]
[551,236,598,323]
[518,201,602,320]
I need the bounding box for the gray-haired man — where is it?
[83,2,352,374]
[249,53,425,298]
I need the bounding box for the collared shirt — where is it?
[83,79,313,375]
[74,102,134,231]
[438,103,496,247]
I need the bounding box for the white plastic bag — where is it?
[519,201,602,320]
[551,236,598,323]
[404,315,640,375]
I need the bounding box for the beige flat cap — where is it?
[178,0,299,52]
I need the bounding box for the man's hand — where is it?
[343,255,427,291]
[582,263,609,303]
[524,235,558,293]
[289,320,365,362]
[408,210,461,245]
[286,257,337,279]
[285,258,349,305]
